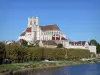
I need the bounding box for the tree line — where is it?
[0,41,93,65]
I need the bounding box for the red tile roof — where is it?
[40,24,60,31]
[25,27,32,32]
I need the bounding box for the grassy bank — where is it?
[0,60,90,73]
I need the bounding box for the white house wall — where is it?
[89,46,96,54]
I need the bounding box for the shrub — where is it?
[57,43,63,48]
[5,44,91,63]
[5,44,27,63]
[21,39,28,46]
[66,49,91,59]
[0,42,5,64]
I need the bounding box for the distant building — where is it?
[64,41,96,54]
[18,16,96,54]
[5,40,16,45]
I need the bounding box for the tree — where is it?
[21,39,28,46]
[57,43,63,48]
[6,44,27,63]
[97,43,100,54]
[0,42,5,64]
[90,39,100,54]
[90,39,98,46]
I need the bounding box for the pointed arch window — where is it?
[30,21,32,25]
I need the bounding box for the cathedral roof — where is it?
[40,24,60,31]
[20,27,32,36]
[20,32,26,36]
[25,27,32,32]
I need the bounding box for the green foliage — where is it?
[5,44,91,63]
[21,39,28,46]
[43,48,66,60]
[5,44,27,63]
[97,43,100,54]
[66,49,91,59]
[90,39,98,46]
[27,47,43,61]
[90,39,100,54]
[51,48,66,59]
[57,43,63,48]
[0,60,89,73]
[0,42,5,64]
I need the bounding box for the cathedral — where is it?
[18,16,96,54]
[18,17,66,47]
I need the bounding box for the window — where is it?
[44,32,45,35]
[48,31,49,35]
[52,32,53,35]
[30,21,32,25]
[45,32,46,35]
[34,21,36,25]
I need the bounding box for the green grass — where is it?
[0,60,89,73]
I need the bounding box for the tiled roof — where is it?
[18,39,23,44]
[20,32,26,36]
[40,24,60,31]
[25,27,32,32]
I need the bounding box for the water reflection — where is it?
[28,63,100,75]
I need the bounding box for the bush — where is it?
[5,44,27,63]
[5,44,91,63]
[0,42,5,64]
[57,43,63,48]
[66,49,91,59]
[21,39,28,46]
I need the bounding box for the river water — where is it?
[29,63,100,75]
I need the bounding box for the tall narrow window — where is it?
[52,32,53,35]
[30,21,32,25]
[34,21,36,25]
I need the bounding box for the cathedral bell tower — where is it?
[28,16,40,42]
[28,16,38,27]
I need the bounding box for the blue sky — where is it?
[0,0,100,42]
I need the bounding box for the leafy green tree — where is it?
[90,39,98,46]
[97,43,100,54]
[90,39,100,54]
[6,44,27,63]
[14,45,26,63]
[0,42,5,64]
[21,39,28,46]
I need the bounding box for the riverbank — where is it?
[0,60,91,75]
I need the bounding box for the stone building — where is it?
[18,16,96,54]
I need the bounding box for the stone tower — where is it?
[28,16,40,42]
[28,16,38,27]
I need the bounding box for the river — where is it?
[28,63,100,75]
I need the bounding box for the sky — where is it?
[0,0,100,42]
